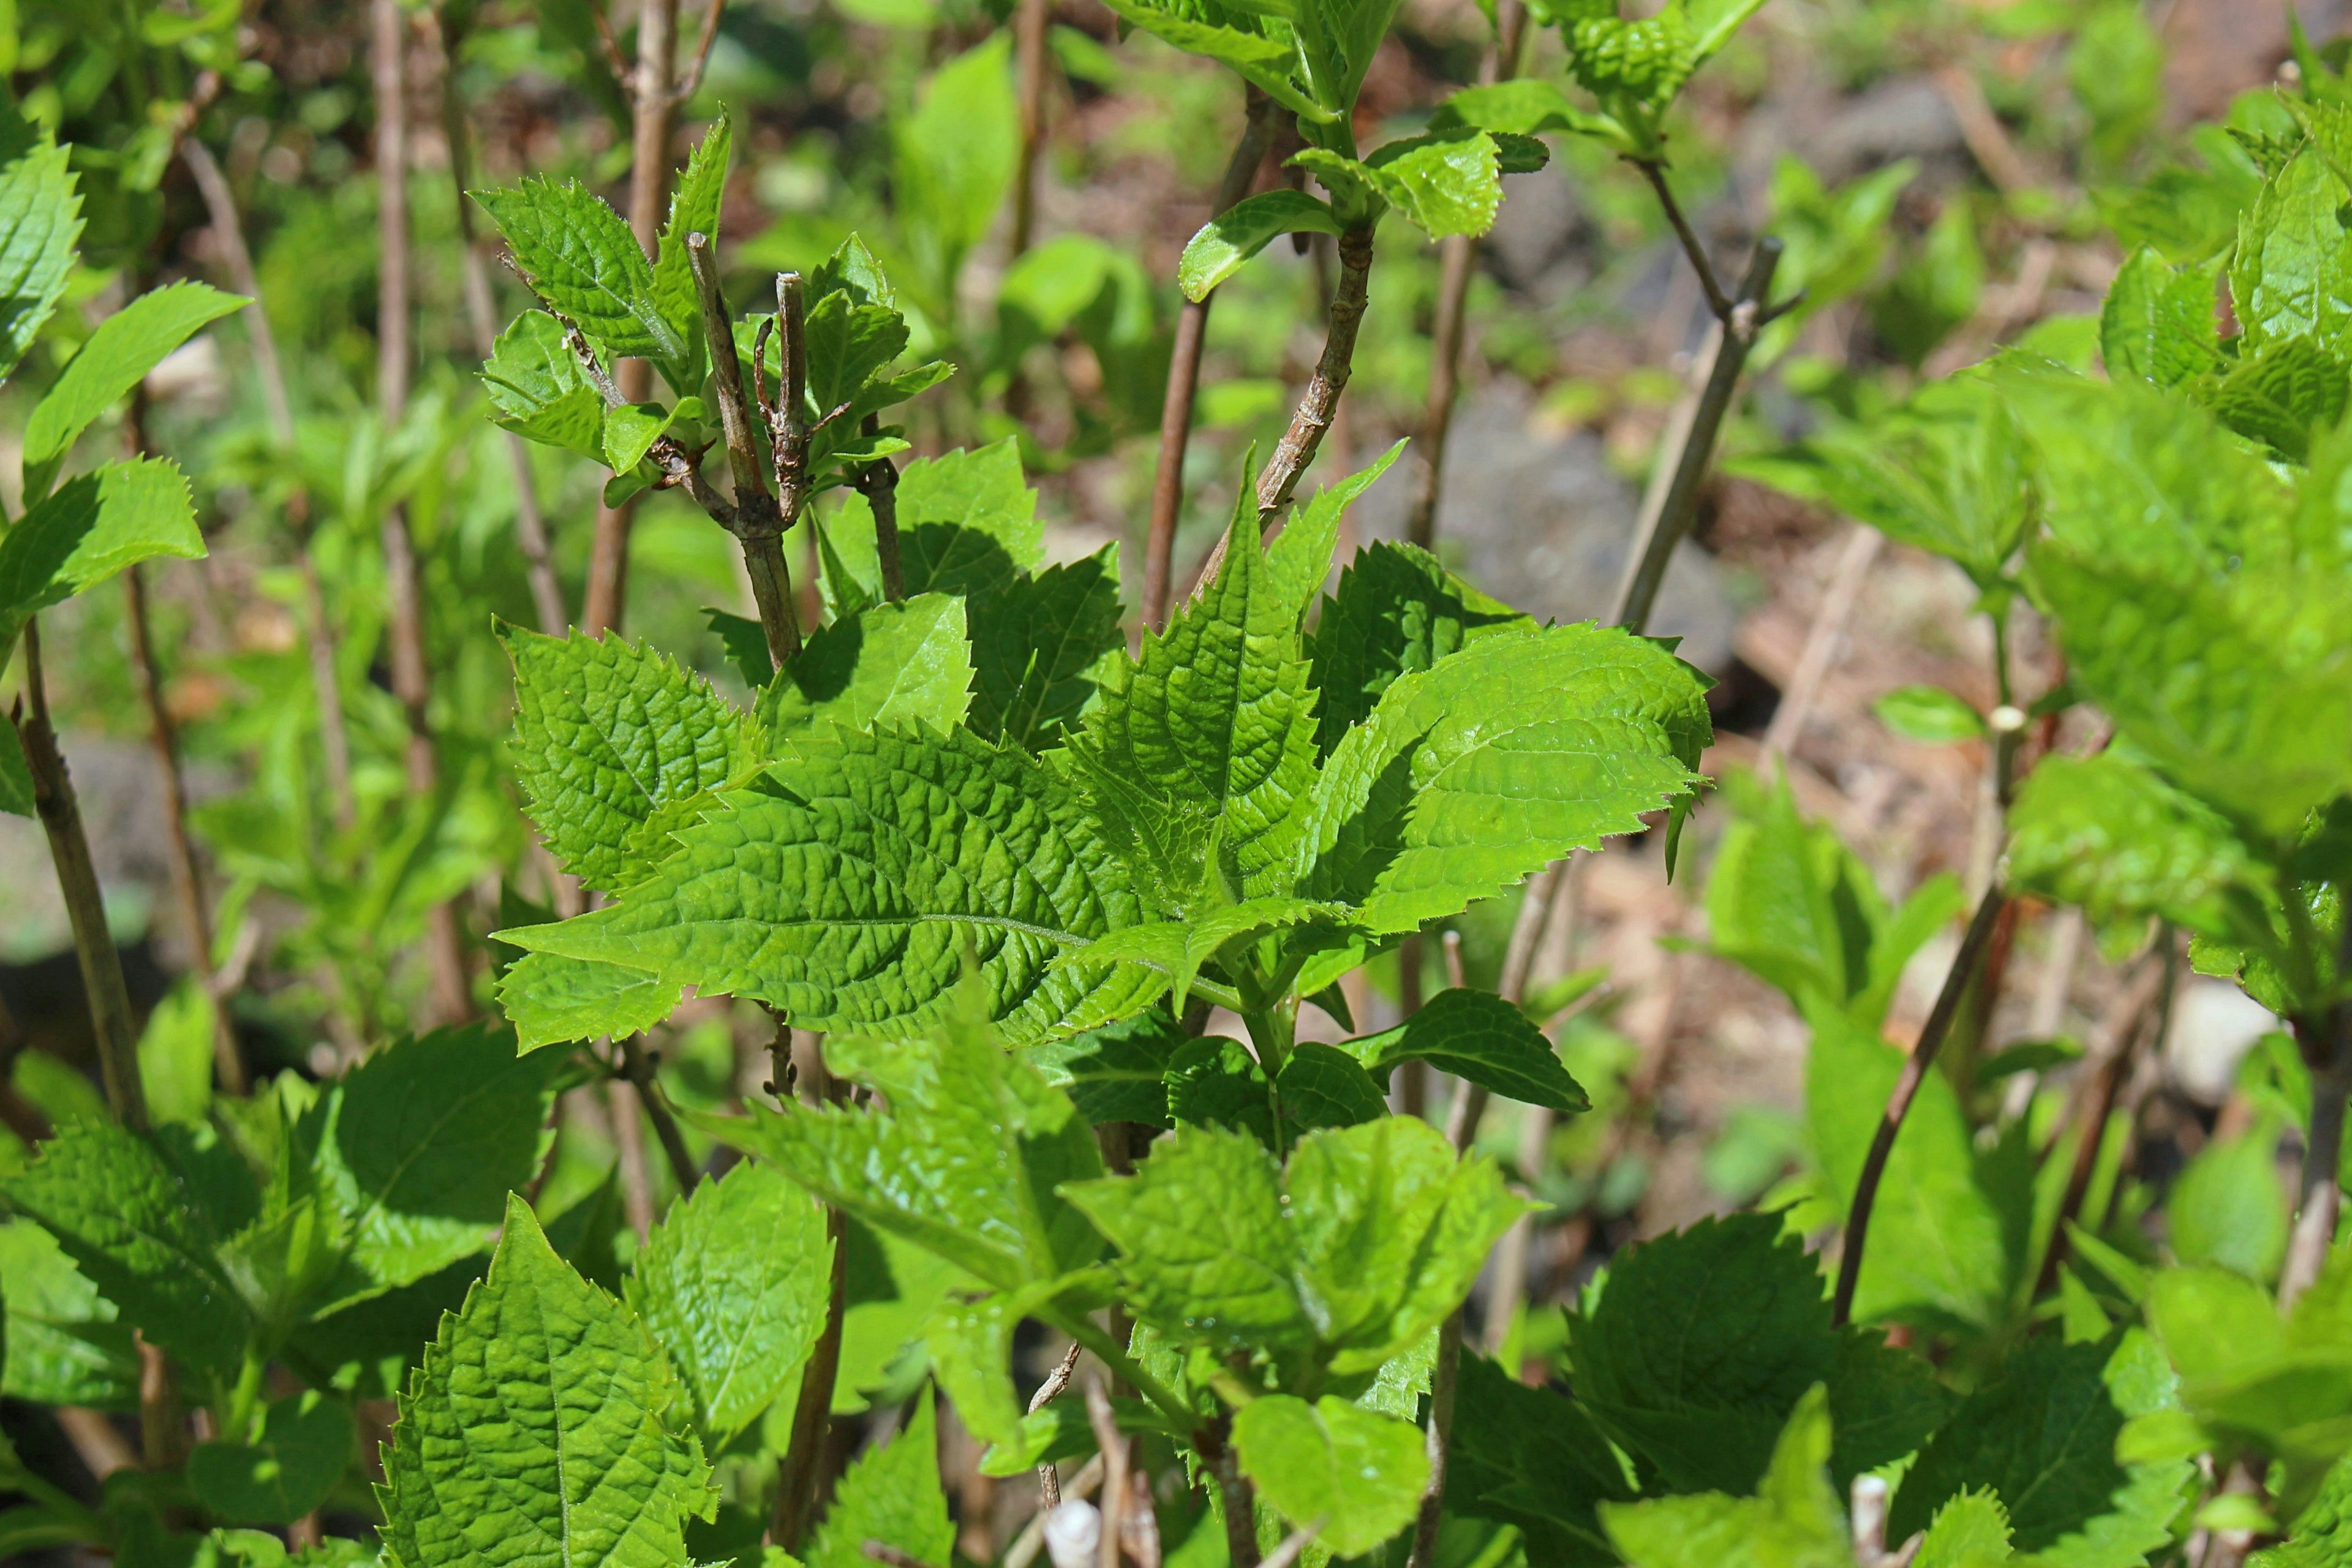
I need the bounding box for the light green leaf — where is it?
[138,977,217,1126]
[481,310,609,461]
[187,1390,353,1526]
[627,1161,834,1446]
[1066,482,1321,911]
[894,439,1047,590]
[2169,1122,2289,1284]
[502,624,764,894]
[1267,442,1405,631]
[473,178,687,375]
[895,37,1019,302]
[1432,78,1613,138]
[2100,249,2225,389]
[1362,129,1502,238]
[1306,540,1530,757]
[1875,685,1984,743]
[0,1218,139,1407]
[1296,623,1710,935]
[1597,1386,1849,1568]
[699,992,1103,1292]
[1071,897,1354,1012]
[1231,1394,1429,1556]
[377,1196,718,1568]
[296,1025,564,1310]
[1178,190,1344,301]
[0,1120,248,1379]
[496,950,683,1052]
[2206,335,2351,462]
[2008,753,2272,946]
[1091,0,1324,122]
[22,281,246,488]
[805,1385,954,1568]
[1340,987,1588,1113]
[0,458,205,660]
[2230,143,2352,356]
[1917,1491,2014,1568]
[758,593,973,744]
[499,725,1158,1043]
[0,142,81,383]
[651,112,733,373]
[2252,1448,2352,1568]
[601,401,676,475]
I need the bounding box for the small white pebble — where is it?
[1044,1501,1102,1568]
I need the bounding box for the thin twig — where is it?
[1831,884,2008,1328]
[1085,1374,1128,1568]
[1140,88,1278,631]
[1759,526,1882,769]
[863,1545,941,1568]
[1632,160,1731,322]
[1401,1313,1462,1568]
[1207,1419,1262,1568]
[1608,238,1783,632]
[1008,1456,1104,1568]
[1254,226,1374,521]
[774,1044,849,1550]
[2034,941,2173,1297]
[857,417,905,603]
[589,0,635,94]
[671,0,725,105]
[1034,1340,1084,1509]
[1009,0,1051,257]
[617,1034,699,1194]
[2283,914,2352,1307]
[1259,1523,1322,1568]
[685,234,802,665]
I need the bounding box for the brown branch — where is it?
[1399,1312,1462,1568]
[671,0,725,105]
[617,1034,699,1194]
[1009,0,1052,257]
[1207,1427,1262,1568]
[1033,1341,1084,1509]
[1608,238,1782,633]
[583,0,682,636]
[1831,884,2008,1328]
[1253,225,1373,521]
[2284,914,2352,1307]
[1085,1374,1128,1568]
[857,417,905,603]
[1758,526,1882,769]
[774,1042,849,1550]
[1258,1522,1322,1568]
[1632,160,1731,322]
[687,235,802,665]
[590,0,635,96]
[1140,88,1278,632]
[2034,942,2173,1297]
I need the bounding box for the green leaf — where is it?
[965,548,1125,750]
[2008,753,2273,946]
[1065,484,1320,911]
[2230,143,2352,357]
[0,142,81,383]
[21,281,246,489]
[757,592,974,744]
[2206,335,2351,462]
[499,725,1157,1043]
[1447,1352,1636,1563]
[1916,1491,2014,1568]
[2099,249,2224,389]
[481,310,610,461]
[1297,623,1710,935]
[0,1121,247,1379]
[1267,442,1406,633]
[601,401,676,475]
[474,178,687,377]
[502,624,764,894]
[802,290,911,420]
[893,439,1047,592]
[1340,987,1588,1112]
[2252,1449,2352,1568]
[1071,897,1354,1012]
[706,606,775,687]
[1362,129,1503,238]
[1887,1333,2190,1564]
[1231,1394,1429,1555]
[1065,1117,1525,1381]
[0,458,205,661]
[296,1025,564,1309]
[1178,190,1344,301]
[1597,1385,1849,1568]
[1306,541,1529,758]
[2169,1122,2289,1283]
[805,1385,954,1568]
[894,37,1018,303]
[1166,1035,1275,1145]
[650,112,733,377]
[378,1196,719,1568]
[138,976,217,1126]
[187,1390,353,1526]
[1875,685,1985,743]
[0,716,32,818]
[1272,1043,1389,1134]
[1571,1215,1838,1496]
[700,992,1102,1292]
[1091,0,1324,123]
[627,1161,834,1446]
[1020,1008,1186,1129]
[0,1218,138,1407]
[496,950,684,1052]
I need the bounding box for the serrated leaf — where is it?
[627,1161,834,1446]
[1071,897,1354,1012]
[0,142,82,383]
[1178,190,1344,301]
[2008,753,2273,945]
[894,439,1046,590]
[1092,0,1324,123]
[706,606,775,688]
[22,281,246,487]
[2206,334,2350,462]
[499,725,1158,1042]
[475,178,687,377]
[0,458,205,661]
[650,113,732,378]
[805,1385,954,1568]
[2252,1448,2352,1568]
[965,548,1125,750]
[1306,540,1529,756]
[1166,1035,1275,1145]
[1341,986,1584,1110]
[1296,622,1710,935]
[699,993,1102,1292]
[1231,1394,1428,1555]
[1597,1385,1849,1568]
[377,1196,718,1568]
[1362,128,1502,238]
[1571,1215,1838,1496]
[1019,1008,1186,1129]
[2100,249,2224,389]
[2230,143,2352,357]
[0,1121,247,1379]
[1918,1491,2014,1568]
[187,1390,352,1526]
[1447,1352,1635,1564]
[1272,1043,1387,1134]
[0,1217,139,1407]
[502,625,764,894]
[1267,442,1405,632]
[1888,1333,2191,1566]
[482,311,609,461]
[496,949,684,1052]
[1064,1117,1525,1382]
[296,1025,564,1310]
[756,592,973,744]
[601,401,676,475]
[804,290,911,417]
